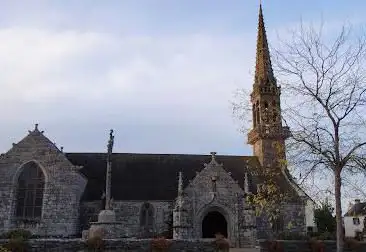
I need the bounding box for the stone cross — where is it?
[178,171,183,196]
[105,129,114,210]
[210,152,217,162]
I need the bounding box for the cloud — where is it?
[0,26,256,155]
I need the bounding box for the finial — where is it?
[210,152,217,161]
[60,146,64,153]
[29,123,44,135]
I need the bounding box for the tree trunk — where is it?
[334,169,344,252]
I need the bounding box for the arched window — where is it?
[256,101,260,125]
[15,162,45,220]
[140,202,154,227]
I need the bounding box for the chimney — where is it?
[355,199,361,204]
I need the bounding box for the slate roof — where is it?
[65,153,260,201]
[345,202,366,217]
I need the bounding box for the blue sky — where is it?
[0,1,365,156]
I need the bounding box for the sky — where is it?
[0,0,365,155]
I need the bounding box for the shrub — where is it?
[3,238,29,252]
[212,233,230,252]
[0,246,9,252]
[315,231,336,240]
[151,237,171,252]
[86,236,104,251]
[308,238,325,252]
[2,230,32,240]
[276,231,308,240]
[344,238,361,250]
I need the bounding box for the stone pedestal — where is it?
[87,210,125,239]
[97,210,116,223]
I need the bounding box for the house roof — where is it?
[345,202,366,217]
[65,153,260,201]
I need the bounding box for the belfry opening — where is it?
[202,211,228,238]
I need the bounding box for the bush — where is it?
[2,230,32,240]
[0,246,9,252]
[308,239,325,252]
[86,236,104,251]
[3,238,29,252]
[344,238,361,250]
[276,231,308,240]
[212,233,230,252]
[315,231,336,240]
[151,237,171,252]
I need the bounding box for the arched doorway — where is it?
[202,211,228,238]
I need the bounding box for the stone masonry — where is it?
[80,200,172,238]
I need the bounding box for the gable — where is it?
[185,156,243,197]
[345,203,366,217]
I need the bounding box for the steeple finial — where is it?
[254,2,275,87]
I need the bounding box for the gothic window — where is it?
[15,161,45,220]
[140,203,154,227]
[272,101,278,123]
[263,101,269,123]
[273,110,278,122]
[256,101,260,125]
[272,215,284,233]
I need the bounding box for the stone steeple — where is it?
[254,3,275,88]
[247,3,290,168]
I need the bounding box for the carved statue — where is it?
[107,129,114,156]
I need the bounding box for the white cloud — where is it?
[0,26,256,154]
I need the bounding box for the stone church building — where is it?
[0,4,316,247]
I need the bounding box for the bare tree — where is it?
[271,22,366,252]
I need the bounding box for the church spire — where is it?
[247,3,290,168]
[254,3,275,87]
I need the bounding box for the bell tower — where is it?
[247,4,290,168]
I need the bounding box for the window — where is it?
[272,216,284,233]
[140,203,154,227]
[15,162,45,220]
[353,217,360,225]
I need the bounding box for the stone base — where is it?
[88,222,125,239]
[87,210,125,239]
[98,209,116,223]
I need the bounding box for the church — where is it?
[0,4,316,247]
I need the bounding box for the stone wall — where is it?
[80,200,173,237]
[256,202,306,239]
[0,238,217,252]
[258,240,366,252]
